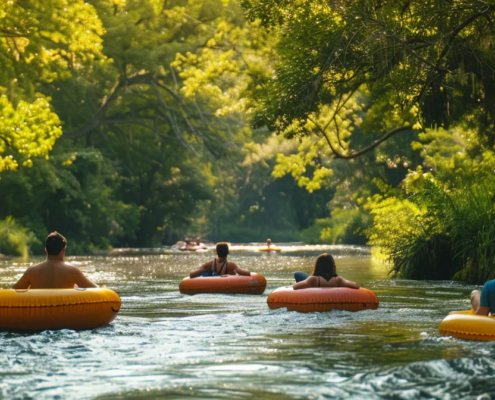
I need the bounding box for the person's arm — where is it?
[293,276,317,290]
[475,306,490,316]
[232,262,250,276]
[476,284,491,315]
[73,268,98,288]
[338,276,359,289]
[190,262,211,278]
[13,269,32,289]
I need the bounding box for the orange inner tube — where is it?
[179,273,267,295]
[267,286,379,312]
[0,288,121,331]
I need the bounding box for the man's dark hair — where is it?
[216,242,229,258]
[45,232,67,256]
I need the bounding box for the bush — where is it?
[366,174,495,283]
[0,217,38,257]
[301,208,369,245]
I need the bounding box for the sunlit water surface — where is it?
[0,244,493,399]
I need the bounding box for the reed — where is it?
[368,178,495,284]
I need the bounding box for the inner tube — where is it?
[267,286,379,312]
[0,288,121,331]
[439,310,495,341]
[259,248,281,252]
[179,273,267,295]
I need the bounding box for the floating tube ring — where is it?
[267,286,379,313]
[439,310,495,341]
[0,288,121,331]
[179,273,267,295]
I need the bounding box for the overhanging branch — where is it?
[309,116,412,159]
[63,72,154,139]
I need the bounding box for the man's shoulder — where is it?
[46,261,79,272]
[27,261,48,272]
[61,263,82,274]
[485,280,495,290]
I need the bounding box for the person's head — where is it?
[266,238,271,245]
[216,242,229,258]
[195,237,201,245]
[185,238,191,244]
[311,253,337,281]
[45,232,67,258]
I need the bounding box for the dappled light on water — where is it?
[0,246,493,399]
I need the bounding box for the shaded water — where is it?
[0,244,493,399]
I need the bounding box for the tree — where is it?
[0,95,61,173]
[243,0,495,155]
[0,0,105,173]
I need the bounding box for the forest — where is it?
[1,0,495,284]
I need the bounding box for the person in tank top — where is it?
[189,242,251,278]
[293,253,359,290]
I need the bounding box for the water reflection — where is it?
[0,246,491,399]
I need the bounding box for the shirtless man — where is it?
[189,242,251,278]
[266,238,272,248]
[13,232,97,289]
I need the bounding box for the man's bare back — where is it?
[13,231,97,290]
[14,259,97,289]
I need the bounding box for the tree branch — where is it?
[310,116,412,159]
[436,5,494,68]
[367,17,449,74]
[101,119,176,140]
[0,135,11,147]
[63,72,153,139]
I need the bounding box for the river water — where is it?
[0,244,493,399]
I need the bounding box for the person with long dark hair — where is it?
[293,253,359,290]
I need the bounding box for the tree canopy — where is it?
[243,0,495,156]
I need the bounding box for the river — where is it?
[0,244,493,399]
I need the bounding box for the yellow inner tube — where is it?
[439,309,495,341]
[259,248,281,252]
[0,288,121,331]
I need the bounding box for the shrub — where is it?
[0,217,38,257]
[366,174,495,283]
[301,207,369,245]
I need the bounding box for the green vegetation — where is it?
[366,128,495,283]
[0,0,328,254]
[0,217,37,258]
[239,0,495,283]
[1,0,495,283]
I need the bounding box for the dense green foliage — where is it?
[2,0,495,285]
[238,0,495,283]
[244,0,495,148]
[0,217,37,257]
[0,0,330,254]
[366,128,495,283]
